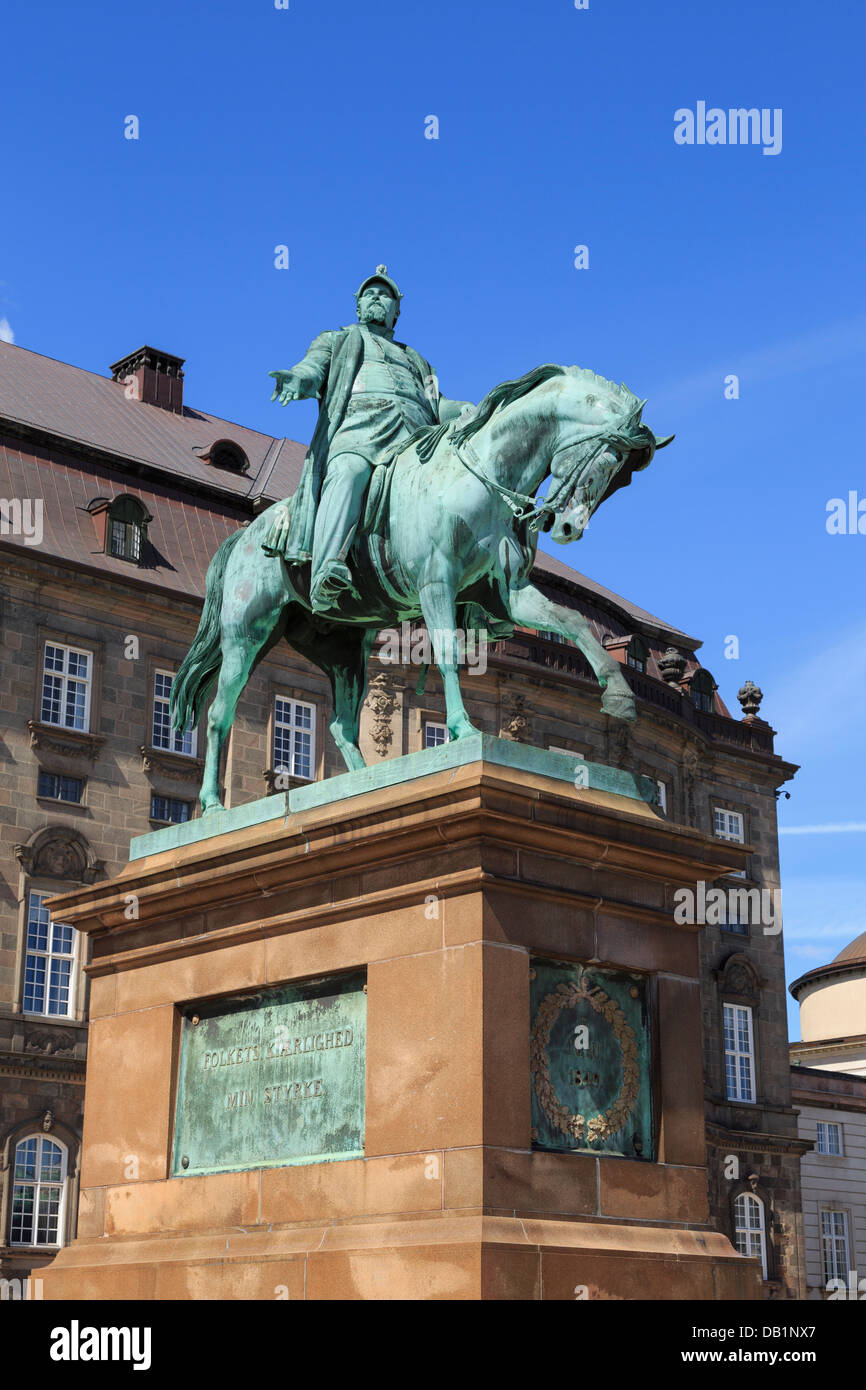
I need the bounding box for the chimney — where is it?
[110,345,185,413]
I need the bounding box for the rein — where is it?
[452,428,617,530]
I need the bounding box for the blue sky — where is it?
[2,0,864,1035]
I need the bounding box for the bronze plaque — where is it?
[530,957,654,1160]
[171,970,366,1176]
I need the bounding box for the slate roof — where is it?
[0,341,306,501]
[0,340,698,646]
[532,548,697,646]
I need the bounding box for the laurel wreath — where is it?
[530,976,640,1145]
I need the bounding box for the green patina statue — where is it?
[266,265,475,616]
[172,267,672,813]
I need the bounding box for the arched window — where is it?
[107,495,150,563]
[10,1135,68,1248]
[733,1191,767,1278]
[690,668,717,713]
[626,636,648,673]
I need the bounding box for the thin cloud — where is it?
[769,618,866,754]
[0,317,14,344]
[780,822,866,835]
[776,874,865,952]
[648,313,866,415]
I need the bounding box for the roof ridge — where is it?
[0,339,282,447]
[247,436,288,499]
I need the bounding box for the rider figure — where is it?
[266,266,473,615]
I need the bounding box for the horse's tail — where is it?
[170,527,245,733]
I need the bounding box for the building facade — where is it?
[790,934,866,1298]
[0,338,803,1296]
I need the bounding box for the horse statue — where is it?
[171,363,672,813]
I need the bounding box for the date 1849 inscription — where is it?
[172,971,366,1176]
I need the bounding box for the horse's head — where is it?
[544,368,673,544]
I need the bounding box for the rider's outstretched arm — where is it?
[269,331,334,403]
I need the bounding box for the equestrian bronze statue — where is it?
[172,267,672,812]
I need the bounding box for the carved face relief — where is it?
[34,837,81,880]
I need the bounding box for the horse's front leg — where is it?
[418,578,480,741]
[507,582,637,722]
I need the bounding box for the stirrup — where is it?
[310,561,361,612]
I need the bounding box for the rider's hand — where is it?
[269,370,307,404]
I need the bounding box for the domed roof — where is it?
[790,931,866,1000]
[834,931,866,965]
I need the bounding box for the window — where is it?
[656,779,667,815]
[627,636,648,673]
[714,809,744,843]
[106,496,149,563]
[733,1193,767,1278]
[724,1002,755,1102]
[273,697,315,781]
[150,794,191,824]
[821,1210,850,1285]
[152,671,197,756]
[23,892,77,1017]
[816,1121,844,1156]
[721,901,749,935]
[690,668,716,713]
[714,808,746,878]
[424,722,449,749]
[36,772,85,804]
[720,884,750,934]
[41,643,92,732]
[11,1137,67,1247]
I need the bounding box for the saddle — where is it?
[263,423,518,640]
[363,420,450,539]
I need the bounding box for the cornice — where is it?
[705,1122,812,1158]
[44,763,748,971]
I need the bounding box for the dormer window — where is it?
[690,668,717,713]
[602,632,649,670]
[626,636,648,673]
[193,439,249,473]
[99,495,151,563]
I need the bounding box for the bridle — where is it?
[452,413,647,532]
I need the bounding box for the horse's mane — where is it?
[561,365,639,414]
[405,362,644,467]
[453,364,564,445]
[453,363,640,447]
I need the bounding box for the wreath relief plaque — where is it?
[530,957,654,1159]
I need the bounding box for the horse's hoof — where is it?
[201,802,224,817]
[448,720,482,741]
[601,692,637,723]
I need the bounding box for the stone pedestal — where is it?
[41,741,763,1300]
